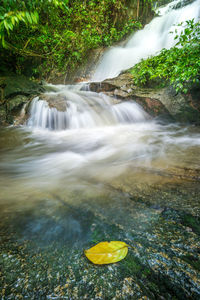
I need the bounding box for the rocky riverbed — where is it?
[0,171,200,299]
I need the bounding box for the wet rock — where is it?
[90,73,134,94]
[5,95,30,125]
[172,0,195,9]
[39,94,68,112]
[0,95,30,125]
[90,72,200,124]
[0,75,45,125]
[155,86,200,124]
[90,73,172,120]
[7,95,29,111]
[1,75,44,99]
[1,184,200,299]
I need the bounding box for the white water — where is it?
[1,0,199,191]
[27,0,200,134]
[18,82,199,187]
[28,87,149,130]
[20,0,200,186]
[93,0,200,81]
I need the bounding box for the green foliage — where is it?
[130,19,200,93]
[0,10,39,48]
[0,0,142,78]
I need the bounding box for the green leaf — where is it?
[25,12,32,24]
[3,20,9,31]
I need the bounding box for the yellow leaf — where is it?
[84,241,128,265]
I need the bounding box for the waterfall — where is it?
[26,0,199,132]
[3,0,200,187]
[92,0,200,82]
[27,87,149,131]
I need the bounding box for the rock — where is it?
[89,73,200,124]
[0,74,46,125]
[7,95,29,111]
[156,87,200,124]
[4,95,30,125]
[39,94,68,112]
[90,73,172,121]
[90,73,134,94]
[1,75,45,99]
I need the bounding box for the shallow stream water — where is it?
[0,101,200,298]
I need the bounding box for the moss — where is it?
[118,254,188,299]
[91,229,105,244]
[120,254,143,275]
[181,214,200,235]
[181,255,200,271]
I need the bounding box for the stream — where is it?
[0,0,200,299]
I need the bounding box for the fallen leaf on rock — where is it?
[84,241,129,265]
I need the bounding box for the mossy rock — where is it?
[1,75,44,99]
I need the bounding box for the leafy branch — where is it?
[0,10,39,48]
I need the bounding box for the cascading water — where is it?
[24,85,157,182]
[1,0,200,185]
[93,0,200,81]
[18,0,200,184]
[27,88,149,131]
[27,0,200,134]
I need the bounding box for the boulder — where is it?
[89,73,200,124]
[1,75,44,99]
[0,75,45,125]
[89,73,172,121]
[39,94,67,112]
